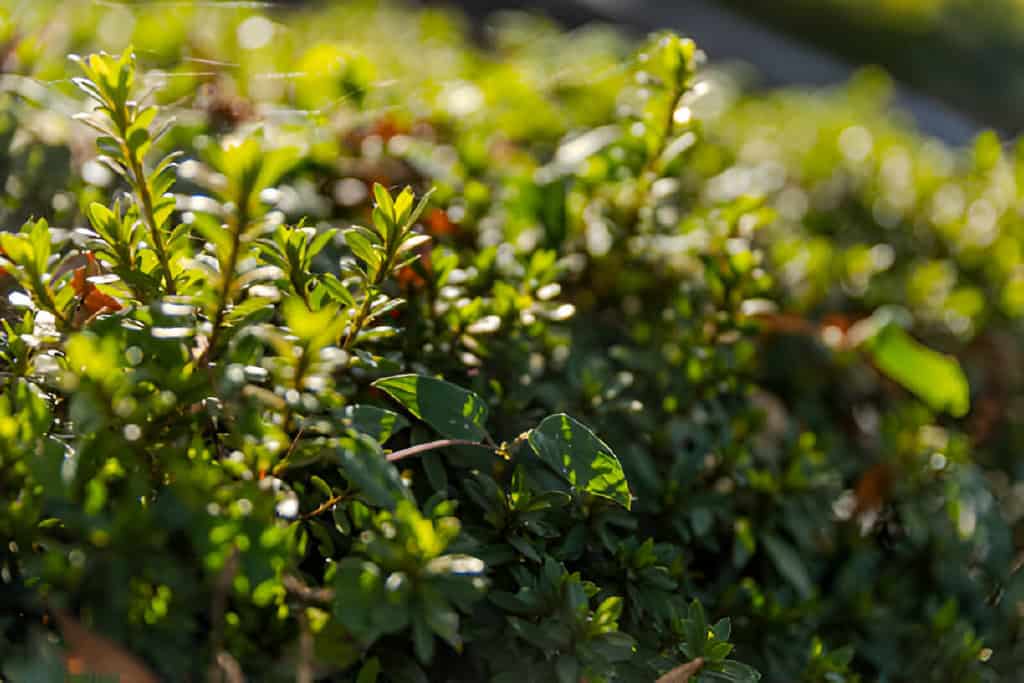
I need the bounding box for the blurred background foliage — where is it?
[0,0,1023,682]
[723,0,1024,133]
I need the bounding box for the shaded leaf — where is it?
[702,660,762,683]
[762,534,813,600]
[341,404,410,443]
[336,434,411,510]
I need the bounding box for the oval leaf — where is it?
[336,434,411,510]
[372,374,489,442]
[865,322,970,417]
[761,534,813,601]
[340,404,411,443]
[527,413,631,509]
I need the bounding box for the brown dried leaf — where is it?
[853,462,894,518]
[656,657,705,683]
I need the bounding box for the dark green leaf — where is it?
[340,405,410,443]
[762,534,814,600]
[372,374,489,442]
[356,657,381,683]
[336,434,411,510]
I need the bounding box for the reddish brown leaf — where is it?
[70,252,122,325]
[751,312,817,336]
[426,208,457,237]
[853,463,894,517]
[371,114,408,142]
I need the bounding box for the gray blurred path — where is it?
[577,0,981,144]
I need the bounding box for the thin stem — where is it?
[300,493,348,520]
[343,220,401,350]
[342,287,375,351]
[385,438,494,463]
[292,440,494,522]
[618,82,688,237]
[643,83,687,180]
[127,152,177,296]
[295,274,313,310]
[296,609,314,683]
[206,547,239,683]
[204,198,250,365]
[34,281,69,331]
[270,426,307,477]
[282,574,334,605]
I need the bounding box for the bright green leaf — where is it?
[865,322,970,417]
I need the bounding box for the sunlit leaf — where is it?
[372,374,489,442]
[527,413,631,509]
[865,322,970,417]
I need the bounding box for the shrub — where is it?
[0,3,1022,682]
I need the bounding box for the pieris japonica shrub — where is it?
[0,2,1022,682]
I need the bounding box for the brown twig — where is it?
[300,493,348,520]
[282,574,335,605]
[296,609,315,683]
[215,652,245,683]
[206,547,240,683]
[292,440,491,520]
[271,426,306,477]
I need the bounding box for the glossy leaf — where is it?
[372,374,489,442]
[527,414,631,509]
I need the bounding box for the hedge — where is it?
[0,2,1022,682]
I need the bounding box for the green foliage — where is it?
[0,2,1022,682]
[677,600,759,682]
[373,374,490,442]
[863,316,970,417]
[528,414,632,510]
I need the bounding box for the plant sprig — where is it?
[72,48,183,298]
[342,183,433,350]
